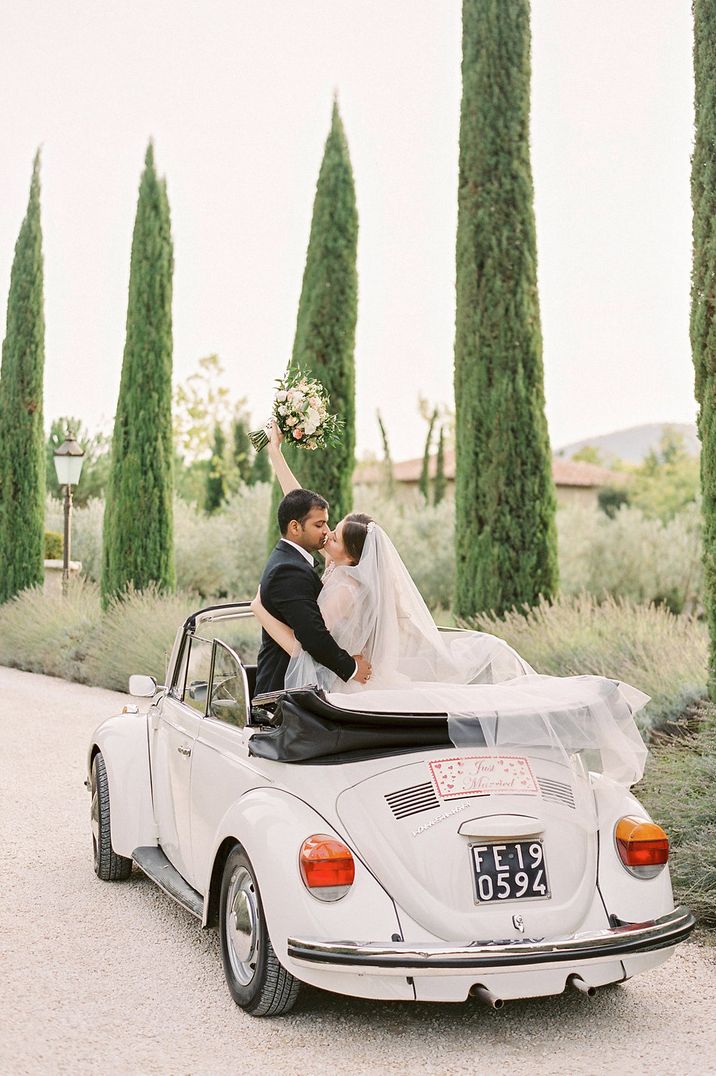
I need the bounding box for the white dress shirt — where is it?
[280,538,316,565]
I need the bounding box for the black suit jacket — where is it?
[255,541,356,694]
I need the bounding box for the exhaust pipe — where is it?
[470,984,504,1009]
[568,974,596,998]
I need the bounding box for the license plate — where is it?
[470,840,550,904]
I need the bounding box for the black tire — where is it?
[219,844,300,1016]
[91,752,132,881]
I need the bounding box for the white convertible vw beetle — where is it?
[87,602,694,1016]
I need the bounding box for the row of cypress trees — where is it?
[0,5,598,626]
[0,10,570,619]
[0,108,359,608]
[0,145,177,608]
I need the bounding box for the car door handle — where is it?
[177,744,192,757]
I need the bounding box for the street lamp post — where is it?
[53,432,85,592]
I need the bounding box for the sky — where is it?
[0,1,696,462]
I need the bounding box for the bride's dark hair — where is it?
[342,513,374,565]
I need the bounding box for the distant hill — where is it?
[556,423,699,465]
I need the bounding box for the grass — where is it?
[0,581,200,690]
[0,579,102,683]
[0,580,266,693]
[81,586,203,691]
[639,702,716,924]
[467,593,707,733]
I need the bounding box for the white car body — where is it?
[87,602,694,1012]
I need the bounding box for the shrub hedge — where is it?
[44,530,63,559]
[639,703,716,924]
[467,594,707,733]
[45,493,703,617]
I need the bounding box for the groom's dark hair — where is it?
[278,489,329,535]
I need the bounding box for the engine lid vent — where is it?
[538,777,576,809]
[385,781,440,820]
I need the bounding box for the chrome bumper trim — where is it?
[287,906,695,974]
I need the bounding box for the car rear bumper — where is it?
[287,906,695,975]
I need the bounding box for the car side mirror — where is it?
[129,674,159,697]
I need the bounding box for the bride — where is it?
[251,422,535,694]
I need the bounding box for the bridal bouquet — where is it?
[250,370,343,452]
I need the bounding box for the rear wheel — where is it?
[91,752,132,881]
[219,845,300,1016]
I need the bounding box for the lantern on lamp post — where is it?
[53,431,85,591]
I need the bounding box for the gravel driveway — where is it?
[2,664,714,1075]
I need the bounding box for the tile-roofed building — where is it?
[354,449,626,507]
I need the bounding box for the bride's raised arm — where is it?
[267,421,301,494]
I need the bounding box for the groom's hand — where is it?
[353,655,372,685]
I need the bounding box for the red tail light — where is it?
[615,816,669,879]
[299,834,355,901]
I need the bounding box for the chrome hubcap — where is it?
[225,866,259,985]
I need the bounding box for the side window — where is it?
[208,641,248,728]
[183,636,214,715]
[170,636,190,699]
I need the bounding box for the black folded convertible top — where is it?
[248,688,460,763]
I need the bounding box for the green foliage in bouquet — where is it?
[453,0,557,618]
[269,100,358,543]
[0,152,46,604]
[692,0,716,697]
[101,143,175,605]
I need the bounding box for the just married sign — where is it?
[429,756,540,799]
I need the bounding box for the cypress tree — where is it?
[0,152,46,603]
[250,446,271,485]
[101,143,175,603]
[376,410,395,496]
[434,425,447,506]
[419,408,438,500]
[692,0,716,695]
[232,416,252,485]
[269,100,358,538]
[453,0,557,618]
[204,424,227,513]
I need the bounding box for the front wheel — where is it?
[219,845,300,1016]
[91,752,132,881]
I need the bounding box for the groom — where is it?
[254,488,372,695]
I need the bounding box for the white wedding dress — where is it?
[285,523,533,693]
[284,524,649,786]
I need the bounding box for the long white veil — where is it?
[284,523,532,692]
[283,523,650,788]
